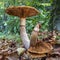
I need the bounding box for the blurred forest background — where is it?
[0,0,60,41]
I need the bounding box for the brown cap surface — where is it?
[6,6,39,18]
[28,41,53,54]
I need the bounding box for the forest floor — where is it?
[0,39,60,60]
[0,32,60,60]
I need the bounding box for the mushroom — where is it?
[6,6,39,49]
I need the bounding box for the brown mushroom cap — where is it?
[28,41,53,54]
[27,42,53,58]
[6,6,39,18]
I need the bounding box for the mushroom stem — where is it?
[20,18,30,49]
[30,23,41,46]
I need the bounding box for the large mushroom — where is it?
[6,6,39,49]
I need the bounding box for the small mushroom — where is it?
[6,6,39,49]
